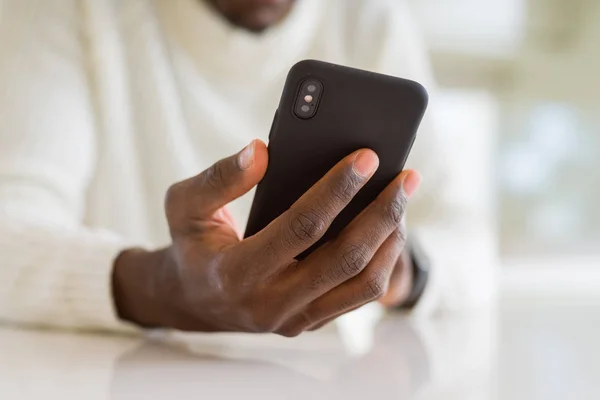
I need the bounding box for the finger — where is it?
[380,249,414,307]
[284,170,420,303]
[166,140,268,220]
[242,149,379,266]
[309,221,407,330]
[307,304,362,332]
[278,229,405,337]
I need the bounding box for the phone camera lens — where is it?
[295,80,322,119]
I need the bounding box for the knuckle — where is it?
[308,271,329,292]
[364,273,389,301]
[203,161,226,190]
[338,243,370,278]
[327,174,359,204]
[290,210,327,242]
[382,195,408,225]
[393,225,408,244]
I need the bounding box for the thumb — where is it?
[170,140,268,219]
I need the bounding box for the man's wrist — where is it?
[112,247,177,328]
[399,238,430,309]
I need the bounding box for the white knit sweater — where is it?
[0,0,497,332]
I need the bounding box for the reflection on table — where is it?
[1,301,598,400]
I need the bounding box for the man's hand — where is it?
[113,140,420,336]
[380,249,414,308]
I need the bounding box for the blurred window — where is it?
[413,0,599,263]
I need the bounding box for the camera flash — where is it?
[304,95,313,103]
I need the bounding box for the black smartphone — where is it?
[244,60,428,259]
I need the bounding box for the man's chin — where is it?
[233,9,287,32]
[207,0,296,32]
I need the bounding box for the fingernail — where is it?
[401,171,421,198]
[352,150,379,178]
[238,141,255,170]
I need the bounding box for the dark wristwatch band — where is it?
[399,237,430,309]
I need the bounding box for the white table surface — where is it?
[1,299,599,400]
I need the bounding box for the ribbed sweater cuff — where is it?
[63,231,140,333]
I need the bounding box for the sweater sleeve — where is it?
[0,0,136,331]
[356,0,499,315]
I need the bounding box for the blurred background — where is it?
[411,0,599,291]
[0,2,597,398]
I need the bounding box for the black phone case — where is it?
[244,60,428,259]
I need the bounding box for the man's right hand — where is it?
[113,139,420,336]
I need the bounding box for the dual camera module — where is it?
[294,80,323,119]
